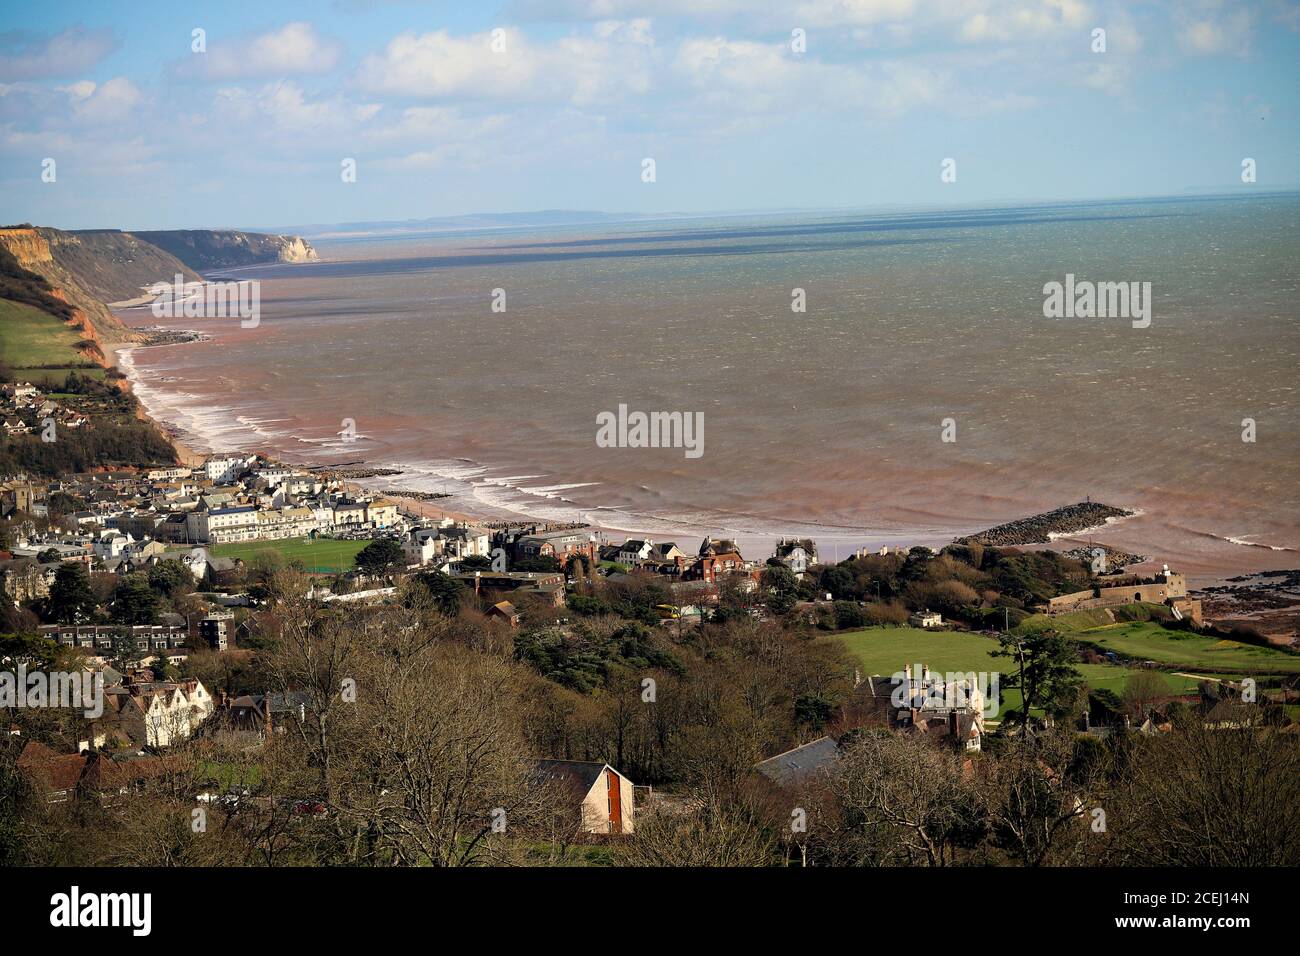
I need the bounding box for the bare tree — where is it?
[618,786,777,867]
[1110,711,1300,866]
[983,730,1094,866]
[833,731,984,866]
[1121,670,1168,721]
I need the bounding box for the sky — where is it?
[1,0,1298,231]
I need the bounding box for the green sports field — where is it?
[206,536,368,573]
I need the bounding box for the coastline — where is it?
[113,340,206,468]
[110,315,1297,587]
[114,329,483,527]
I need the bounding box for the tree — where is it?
[415,570,463,617]
[994,628,1082,730]
[1121,670,1167,720]
[619,791,777,867]
[832,601,865,630]
[984,730,1093,866]
[354,538,405,577]
[513,555,560,573]
[336,640,557,866]
[794,692,835,730]
[1110,710,1300,865]
[908,579,979,615]
[819,565,856,600]
[110,572,160,625]
[45,492,85,518]
[146,559,192,598]
[761,565,799,616]
[832,731,985,866]
[47,562,96,624]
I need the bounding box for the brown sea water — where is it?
[118,196,1300,579]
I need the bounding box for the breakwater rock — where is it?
[961,501,1134,547]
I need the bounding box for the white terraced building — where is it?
[185,505,259,544]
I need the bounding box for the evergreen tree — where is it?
[47,562,96,624]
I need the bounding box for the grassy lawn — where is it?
[834,626,1005,676]
[205,536,368,573]
[1074,664,1200,696]
[0,299,107,390]
[0,299,106,388]
[1074,621,1300,675]
[196,760,263,790]
[1015,604,1171,636]
[829,626,1203,719]
[0,299,82,366]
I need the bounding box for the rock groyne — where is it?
[961,501,1134,547]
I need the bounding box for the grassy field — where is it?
[0,299,106,388]
[205,537,368,573]
[834,626,1005,676]
[0,299,82,365]
[1015,604,1170,636]
[1074,621,1300,674]
[829,626,1203,719]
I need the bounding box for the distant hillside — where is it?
[0,236,118,388]
[133,230,318,270]
[278,209,673,239]
[0,226,134,348]
[44,228,201,305]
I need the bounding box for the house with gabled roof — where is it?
[772,538,817,576]
[535,759,635,835]
[16,740,87,803]
[488,600,521,626]
[617,539,655,566]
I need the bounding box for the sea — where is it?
[115,194,1300,581]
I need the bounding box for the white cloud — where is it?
[180,22,342,80]
[355,22,654,105]
[213,81,376,134]
[792,0,920,28]
[958,0,1092,42]
[70,77,142,124]
[1177,8,1253,56]
[57,80,97,100]
[510,0,748,18]
[672,35,947,118]
[0,27,117,81]
[1082,60,1129,95]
